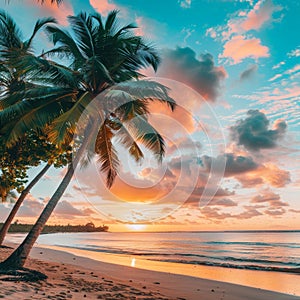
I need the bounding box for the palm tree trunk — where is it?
[0,163,74,269]
[0,163,51,246]
[0,129,94,270]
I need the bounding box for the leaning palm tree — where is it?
[0,11,175,272]
[0,11,64,246]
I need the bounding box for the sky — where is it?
[0,0,299,232]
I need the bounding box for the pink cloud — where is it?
[251,190,288,207]
[220,35,269,64]
[89,0,116,15]
[26,0,73,26]
[236,163,291,188]
[134,16,167,41]
[240,0,283,31]
[222,0,283,37]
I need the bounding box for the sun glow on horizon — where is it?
[125,224,148,231]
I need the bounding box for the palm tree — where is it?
[0,164,51,245]
[0,11,68,246]
[0,11,175,272]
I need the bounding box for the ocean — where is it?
[9,230,300,273]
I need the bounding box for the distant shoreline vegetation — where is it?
[2,221,109,234]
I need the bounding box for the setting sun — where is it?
[126,224,147,231]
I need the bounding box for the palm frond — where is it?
[115,98,150,120]
[68,12,96,58]
[95,120,119,188]
[104,10,119,33]
[111,80,176,111]
[0,87,76,144]
[82,56,113,91]
[25,17,57,49]
[4,102,64,145]
[114,120,144,162]
[45,25,85,64]
[127,114,165,162]
[47,91,92,145]
[0,10,22,49]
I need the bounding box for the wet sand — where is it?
[0,245,298,299]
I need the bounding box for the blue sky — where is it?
[0,0,299,231]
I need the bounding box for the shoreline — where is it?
[0,242,297,299]
[34,244,300,297]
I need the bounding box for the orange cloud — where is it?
[220,35,269,64]
[148,102,196,134]
[236,163,291,188]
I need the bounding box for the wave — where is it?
[204,241,300,248]
[55,244,300,273]
[151,258,300,274]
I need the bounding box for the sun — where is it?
[126,224,147,231]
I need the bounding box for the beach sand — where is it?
[0,244,298,300]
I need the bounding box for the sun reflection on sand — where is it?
[131,258,136,267]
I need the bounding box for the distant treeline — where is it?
[2,221,109,233]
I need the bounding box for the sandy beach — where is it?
[0,243,298,300]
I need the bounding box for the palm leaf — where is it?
[127,114,165,162]
[0,87,76,144]
[45,25,85,64]
[25,17,57,49]
[0,10,22,49]
[114,120,144,162]
[95,120,119,188]
[47,91,92,145]
[111,80,176,111]
[104,10,119,33]
[68,12,96,58]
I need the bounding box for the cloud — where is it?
[230,110,287,151]
[26,0,74,26]
[284,64,300,75]
[200,207,233,220]
[201,153,290,189]
[212,0,282,64]
[222,0,283,37]
[268,74,282,82]
[13,195,44,218]
[208,198,237,207]
[178,0,191,9]
[287,47,300,57]
[255,164,291,188]
[202,153,258,176]
[157,47,227,101]
[239,0,283,32]
[236,206,263,219]
[205,27,217,39]
[220,35,269,64]
[239,64,258,81]
[251,190,288,207]
[89,0,116,15]
[236,163,291,188]
[272,61,285,69]
[0,205,11,222]
[134,16,167,41]
[54,200,94,216]
[264,208,286,216]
